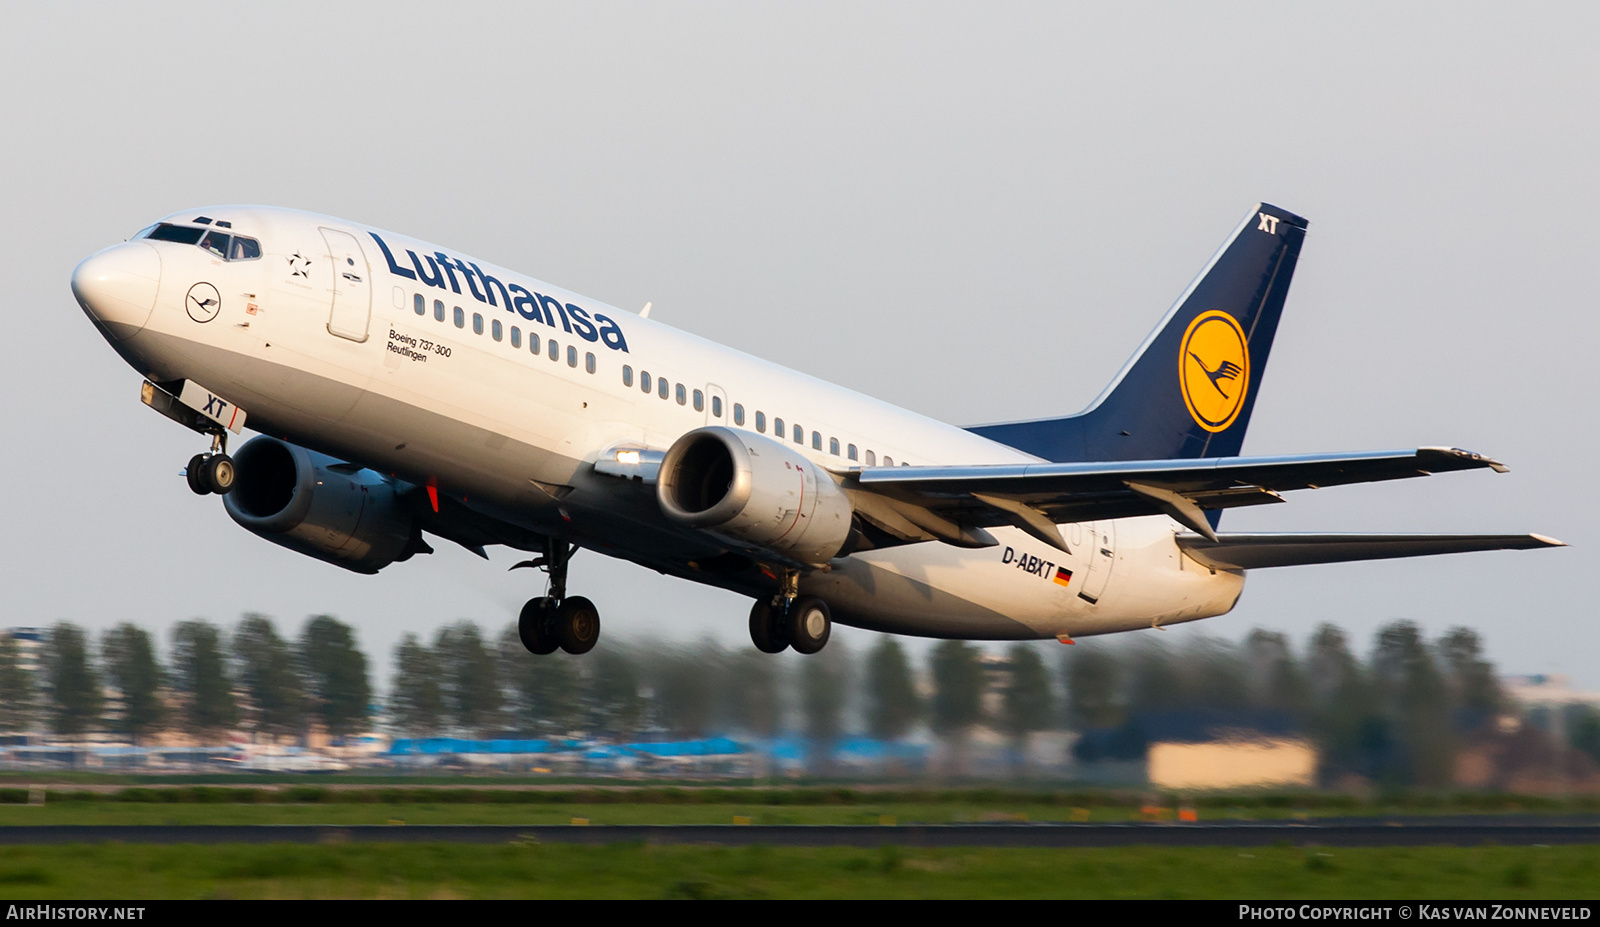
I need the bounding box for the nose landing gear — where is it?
[513,537,601,655]
[184,434,235,496]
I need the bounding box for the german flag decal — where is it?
[1053,567,1073,588]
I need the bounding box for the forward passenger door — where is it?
[321,227,371,343]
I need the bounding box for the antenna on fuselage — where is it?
[639,301,652,319]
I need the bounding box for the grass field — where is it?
[0,843,1594,899]
[0,781,1594,898]
[0,781,1593,827]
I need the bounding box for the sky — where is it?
[1,3,1594,691]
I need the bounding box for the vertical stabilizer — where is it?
[970,203,1307,463]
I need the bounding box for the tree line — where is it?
[4,616,1597,785]
[0,616,369,744]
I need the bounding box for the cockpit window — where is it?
[199,230,229,258]
[147,223,205,245]
[144,223,260,261]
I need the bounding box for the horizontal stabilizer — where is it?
[1176,533,1565,571]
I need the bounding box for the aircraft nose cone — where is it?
[72,242,161,340]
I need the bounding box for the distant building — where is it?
[3,627,45,674]
[1502,674,1600,713]
[1148,738,1317,790]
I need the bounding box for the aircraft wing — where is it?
[1174,533,1565,570]
[845,447,1510,549]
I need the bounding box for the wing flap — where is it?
[848,447,1506,534]
[1176,533,1565,571]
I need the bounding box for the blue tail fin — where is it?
[969,202,1307,463]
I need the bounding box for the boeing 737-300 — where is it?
[70,203,1562,656]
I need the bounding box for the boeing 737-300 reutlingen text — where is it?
[71,203,1562,656]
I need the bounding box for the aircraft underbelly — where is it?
[811,516,1245,641]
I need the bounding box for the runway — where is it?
[0,817,1596,847]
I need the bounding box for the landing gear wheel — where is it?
[749,598,790,654]
[202,453,236,495]
[186,454,211,496]
[788,596,831,655]
[518,597,559,655]
[556,596,600,655]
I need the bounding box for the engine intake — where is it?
[657,426,853,564]
[223,436,419,574]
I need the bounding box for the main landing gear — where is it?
[748,569,831,655]
[513,536,600,656]
[184,432,235,496]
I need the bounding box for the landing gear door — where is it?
[1077,522,1116,605]
[321,227,371,343]
[705,383,728,426]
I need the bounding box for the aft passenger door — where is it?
[1076,522,1116,605]
[320,227,371,342]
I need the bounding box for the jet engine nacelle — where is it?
[657,426,854,564]
[222,436,420,574]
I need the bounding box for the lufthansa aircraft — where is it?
[71,203,1561,656]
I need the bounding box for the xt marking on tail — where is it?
[1258,212,1279,234]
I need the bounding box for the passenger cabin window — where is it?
[413,293,425,315]
[884,456,894,466]
[829,437,839,456]
[793,424,803,444]
[756,411,766,433]
[693,389,704,412]
[511,326,522,348]
[491,319,503,341]
[454,306,465,329]
[813,431,823,451]
[567,345,578,367]
[675,383,686,405]
[641,371,652,392]
[659,378,669,400]
[434,300,445,322]
[848,444,858,461]
[774,417,784,437]
[865,450,876,466]
[529,332,540,354]
[472,312,484,335]
[585,352,596,374]
[623,366,634,387]
[732,403,743,425]
[548,339,559,361]
[711,396,722,417]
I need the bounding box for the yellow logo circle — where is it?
[1179,310,1249,433]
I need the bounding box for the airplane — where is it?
[70,203,1562,657]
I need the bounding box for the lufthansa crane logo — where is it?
[1179,309,1249,432]
[185,282,222,324]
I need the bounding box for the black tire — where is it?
[557,596,600,655]
[518,597,558,655]
[789,596,831,655]
[748,598,789,654]
[186,454,211,495]
[203,453,236,495]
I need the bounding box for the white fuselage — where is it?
[78,206,1244,640]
